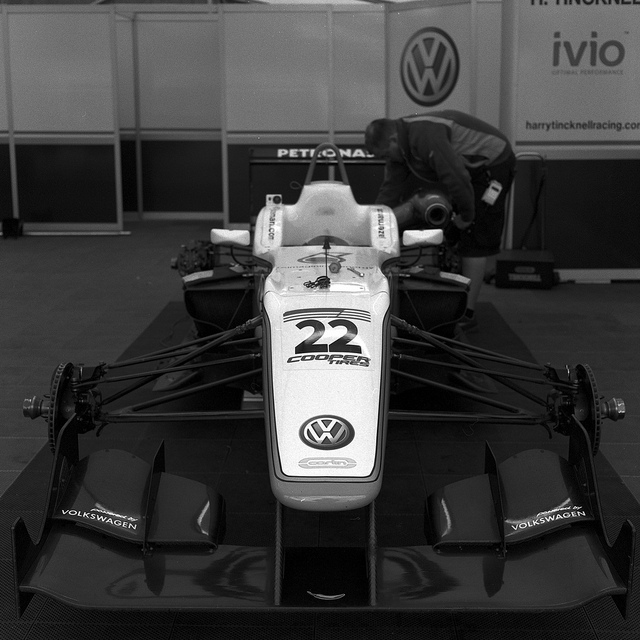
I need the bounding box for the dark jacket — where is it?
[375,110,514,222]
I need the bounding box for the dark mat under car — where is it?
[1,301,639,640]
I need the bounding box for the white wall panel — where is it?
[333,10,386,132]
[9,12,114,133]
[224,10,329,132]
[475,0,502,127]
[0,14,8,133]
[513,2,640,147]
[136,17,220,130]
[116,15,136,131]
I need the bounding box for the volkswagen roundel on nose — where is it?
[299,415,355,450]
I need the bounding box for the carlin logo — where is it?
[300,416,355,450]
[299,457,357,469]
[401,27,459,107]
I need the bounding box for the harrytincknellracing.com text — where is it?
[525,119,640,133]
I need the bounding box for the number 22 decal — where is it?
[295,319,361,354]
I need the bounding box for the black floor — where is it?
[2,299,640,638]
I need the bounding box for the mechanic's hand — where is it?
[452,214,473,231]
[410,193,428,215]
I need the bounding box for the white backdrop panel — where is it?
[388,1,472,118]
[475,0,502,128]
[137,17,220,131]
[9,12,114,133]
[116,15,136,131]
[333,10,386,132]
[224,10,329,132]
[0,15,8,133]
[515,3,640,145]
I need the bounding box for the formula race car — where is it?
[15,144,634,618]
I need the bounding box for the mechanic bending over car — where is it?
[365,110,516,332]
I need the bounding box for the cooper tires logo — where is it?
[300,416,355,450]
[401,27,459,107]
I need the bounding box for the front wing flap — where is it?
[12,416,635,617]
[13,509,633,614]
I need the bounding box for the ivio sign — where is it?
[553,31,625,67]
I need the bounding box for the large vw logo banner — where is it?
[388,1,471,116]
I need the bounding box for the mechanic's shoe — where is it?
[456,311,478,336]
[458,315,478,333]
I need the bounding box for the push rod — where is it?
[391,317,548,406]
[391,368,538,415]
[388,409,543,425]
[392,335,546,372]
[79,353,259,387]
[108,322,261,370]
[102,317,262,405]
[110,368,263,413]
[103,409,265,423]
[394,353,555,388]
